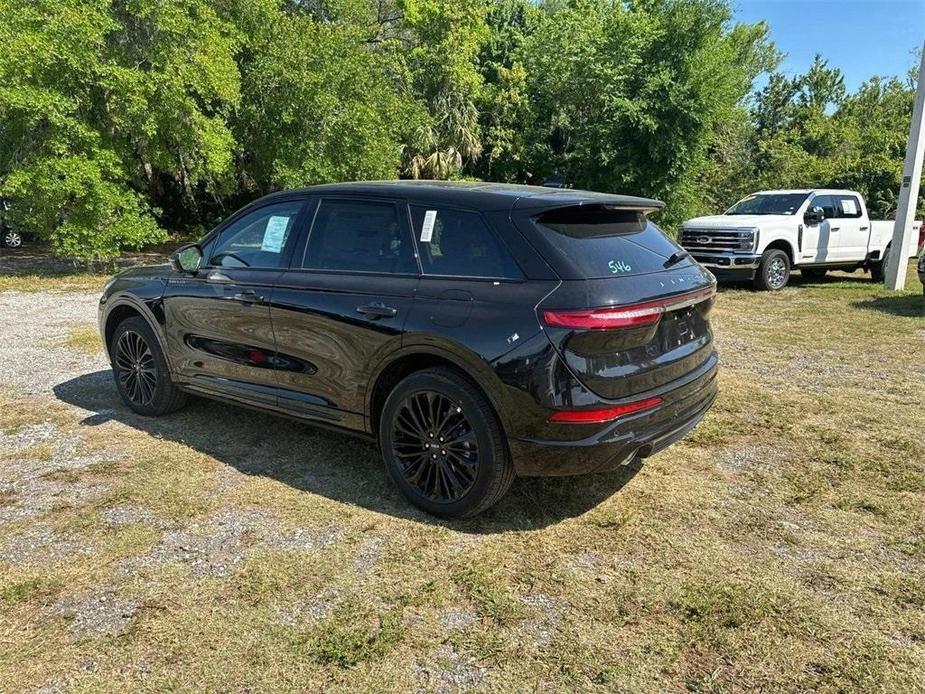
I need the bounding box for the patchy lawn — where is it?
[0,265,923,691]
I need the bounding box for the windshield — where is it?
[726,193,809,216]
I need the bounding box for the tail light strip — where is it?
[542,284,716,330]
[548,396,664,424]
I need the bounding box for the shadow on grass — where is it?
[53,371,641,533]
[850,293,925,318]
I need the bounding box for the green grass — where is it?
[0,265,923,691]
[0,273,110,293]
[65,325,102,354]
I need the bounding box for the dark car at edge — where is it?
[98,182,719,517]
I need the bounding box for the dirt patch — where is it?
[49,590,138,639]
[413,644,489,693]
[0,523,97,566]
[117,509,343,578]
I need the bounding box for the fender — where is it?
[364,336,516,438]
[100,292,173,372]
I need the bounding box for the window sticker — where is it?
[420,210,438,242]
[261,215,290,253]
[840,198,857,216]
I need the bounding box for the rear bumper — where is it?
[509,353,719,476]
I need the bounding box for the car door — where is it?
[802,194,837,263]
[830,193,867,261]
[402,203,555,375]
[270,196,419,430]
[162,197,308,406]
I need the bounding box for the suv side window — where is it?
[303,199,416,274]
[209,200,304,269]
[812,195,837,220]
[410,206,523,279]
[833,194,862,218]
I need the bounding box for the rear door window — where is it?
[303,199,416,274]
[410,206,523,279]
[531,205,685,278]
[833,195,862,218]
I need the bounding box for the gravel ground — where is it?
[0,290,108,397]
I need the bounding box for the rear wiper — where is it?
[664,251,689,268]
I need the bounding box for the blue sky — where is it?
[733,0,924,92]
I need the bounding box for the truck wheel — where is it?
[800,268,826,280]
[754,249,790,291]
[870,245,889,282]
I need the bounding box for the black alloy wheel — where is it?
[391,390,479,503]
[115,329,158,407]
[379,367,515,518]
[110,316,187,416]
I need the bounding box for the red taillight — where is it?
[918,224,924,251]
[548,396,663,424]
[542,285,715,331]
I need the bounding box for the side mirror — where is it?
[170,243,203,274]
[804,206,824,225]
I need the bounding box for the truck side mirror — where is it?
[804,206,824,225]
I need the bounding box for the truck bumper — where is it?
[690,253,760,281]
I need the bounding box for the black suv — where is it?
[99,182,718,517]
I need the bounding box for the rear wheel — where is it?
[800,267,826,279]
[1,230,22,248]
[870,246,890,282]
[110,317,186,416]
[753,249,791,291]
[379,367,514,518]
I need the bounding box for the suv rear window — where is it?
[532,205,685,278]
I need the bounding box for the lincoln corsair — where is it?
[99,182,718,517]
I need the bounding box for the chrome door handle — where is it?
[207,271,233,283]
[233,289,263,304]
[356,303,398,319]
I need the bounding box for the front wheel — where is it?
[379,367,515,518]
[110,317,186,416]
[753,249,791,291]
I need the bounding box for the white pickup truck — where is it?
[680,189,922,290]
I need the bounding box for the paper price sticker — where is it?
[261,216,290,253]
[420,210,437,242]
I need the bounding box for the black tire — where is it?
[379,367,515,518]
[800,267,826,279]
[109,316,186,416]
[753,248,791,291]
[870,246,889,283]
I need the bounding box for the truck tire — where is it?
[870,245,889,283]
[753,249,791,291]
[800,267,826,280]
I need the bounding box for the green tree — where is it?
[229,0,422,195]
[0,0,241,258]
[399,0,489,179]
[502,0,775,224]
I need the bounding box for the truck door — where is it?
[830,193,866,261]
[801,195,837,263]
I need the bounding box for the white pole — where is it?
[885,44,925,291]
